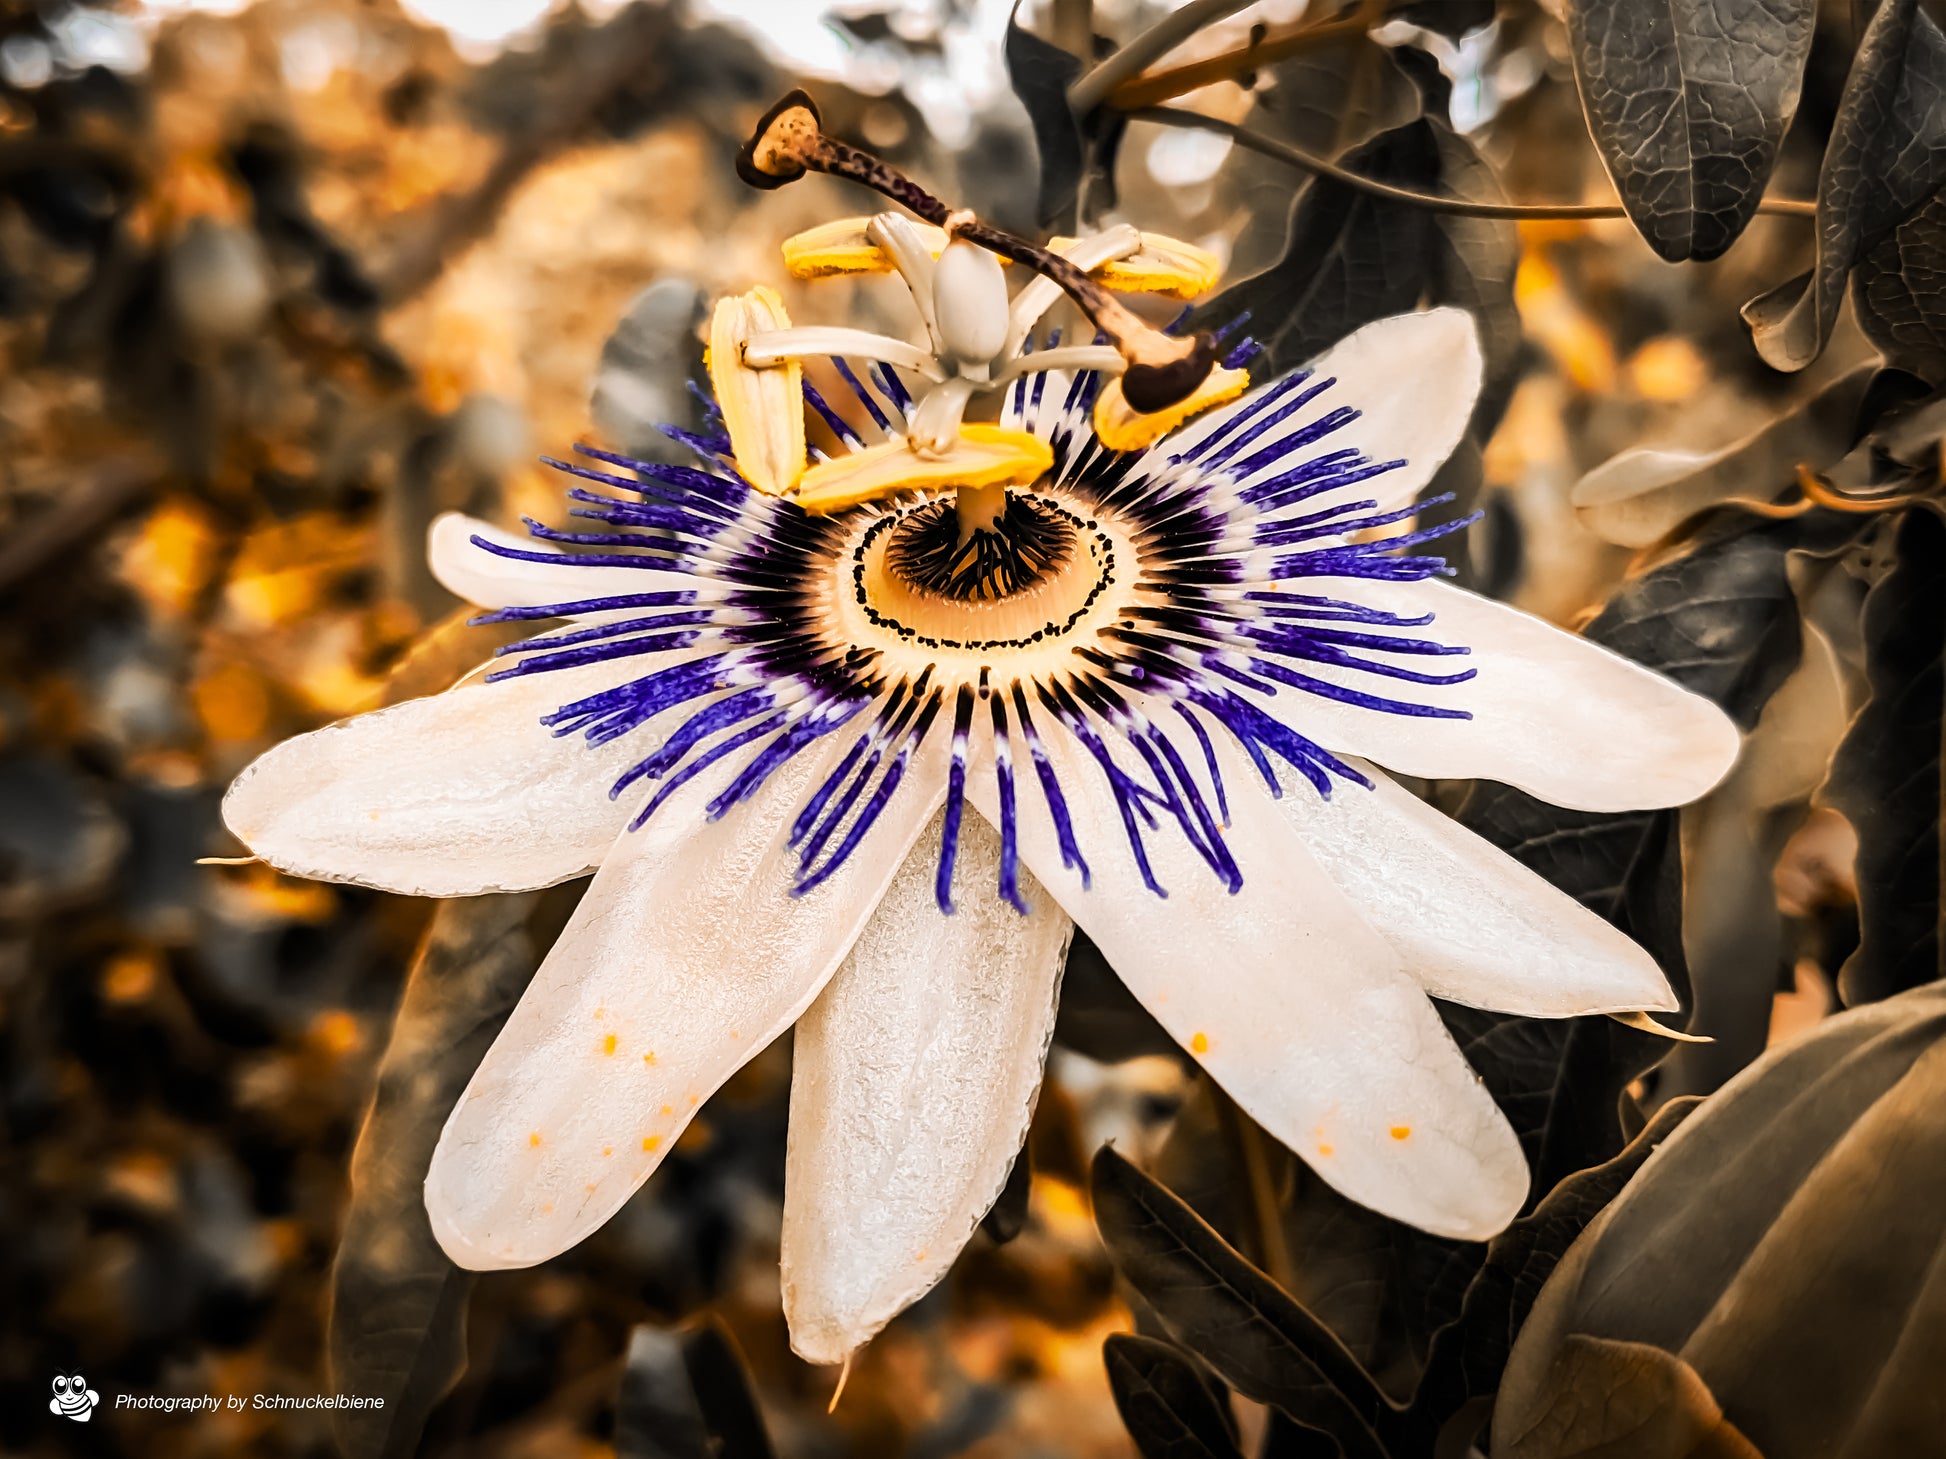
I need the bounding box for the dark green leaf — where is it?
[1825,505,1946,1005]
[616,1317,776,1459]
[1004,9,1125,230]
[1092,1146,1403,1459]
[1744,0,1946,370]
[677,1318,776,1459]
[1153,1081,1478,1397]
[617,1327,712,1459]
[327,894,540,1459]
[1222,35,1422,283]
[1856,186,1946,387]
[980,1140,1033,1245]
[1579,515,1818,731]
[1191,119,1441,375]
[1192,100,1517,423]
[1565,0,1815,261]
[1057,929,1179,1063]
[1417,1094,1702,1416]
[1449,517,1841,1189]
[1492,984,1946,1459]
[1103,1333,1246,1459]
[1495,1336,1755,1459]
[1426,126,1521,438]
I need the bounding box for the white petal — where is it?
[425,731,949,1270]
[968,719,1527,1240]
[1269,760,1677,1017]
[429,512,686,610]
[782,811,1071,1363]
[1164,308,1483,514]
[1270,577,1741,811]
[222,660,705,896]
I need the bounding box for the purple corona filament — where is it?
[473,348,1473,913]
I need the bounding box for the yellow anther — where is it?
[781,216,949,277]
[794,425,1053,515]
[1093,366,1248,453]
[708,286,806,496]
[1049,231,1223,299]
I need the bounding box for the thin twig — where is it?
[1107,12,1371,110]
[1130,106,1821,220]
[1212,1086,1296,1291]
[1068,0,1261,115]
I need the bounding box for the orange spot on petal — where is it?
[602,1032,618,1056]
[528,1131,543,1147]
[643,1135,662,1152]
[1190,1031,1210,1055]
[1390,1125,1412,1141]
[1317,1143,1335,1158]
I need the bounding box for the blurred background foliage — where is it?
[3,0,1942,1455]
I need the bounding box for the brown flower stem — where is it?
[737,92,1219,411]
[1066,0,1261,115]
[1131,105,1820,221]
[1107,12,1372,111]
[1795,463,1936,512]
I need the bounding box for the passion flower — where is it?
[220,103,1740,1365]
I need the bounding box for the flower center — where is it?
[832,486,1136,682]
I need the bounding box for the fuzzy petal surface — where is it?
[1273,578,1741,811]
[969,720,1528,1241]
[782,812,1071,1363]
[425,734,948,1270]
[221,661,697,896]
[1270,760,1679,1017]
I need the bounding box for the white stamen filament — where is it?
[866,213,945,353]
[742,327,944,381]
[993,345,1128,383]
[1003,225,1142,357]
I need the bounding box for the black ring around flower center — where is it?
[851,493,1117,653]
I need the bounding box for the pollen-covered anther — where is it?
[708,286,807,496]
[794,425,1051,515]
[1093,364,1250,452]
[733,88,1222,412]
[781,216,949,277]
[1048,231,1223,299]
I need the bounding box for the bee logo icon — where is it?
[50,1371,99,1422]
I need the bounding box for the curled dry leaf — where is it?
[1570,366,1879,549]
[1742,0,1946,371]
